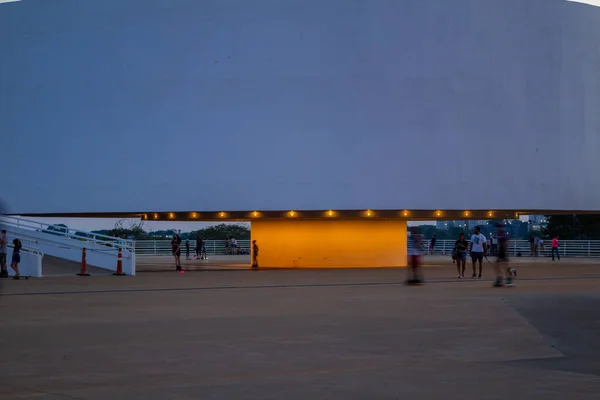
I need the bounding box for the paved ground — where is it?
[1,258,599,399]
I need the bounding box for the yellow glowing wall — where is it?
[251,219,407,268]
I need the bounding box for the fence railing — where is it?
[135,240,251,256]
[411,239,600,258]
[7,242,44,257]
[135,239,600,258]
[1,215,135,252]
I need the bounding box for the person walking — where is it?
[454,233,468,278]
[551,236,560,261]
[10,238,22,279]
[492,224,513,287]
[470,226,487,279]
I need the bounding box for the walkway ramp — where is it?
[0,216,136,276]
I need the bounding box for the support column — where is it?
[251,219,407,268]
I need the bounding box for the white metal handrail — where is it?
[135,238,600,258]
[135,239,251,256]
[412,239,600,258]
[7,242,44,257]
[0,215,135,252]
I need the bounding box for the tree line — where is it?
[93,222,250,241]
[43,214,600,241]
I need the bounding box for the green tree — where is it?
[191,223,250,240]
[544,214,600,239]
[45,224,68,236]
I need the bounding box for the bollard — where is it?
[77,248,91,276]
[113,248,126,276]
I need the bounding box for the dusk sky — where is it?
[1,0,599,215]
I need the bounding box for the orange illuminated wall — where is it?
[251,219,407,268]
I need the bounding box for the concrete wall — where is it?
[251,220,407,268]
[4,248,43,278]
[1,0,599,213]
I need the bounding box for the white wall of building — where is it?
[1,0,599,213]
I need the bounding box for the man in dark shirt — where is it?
[195,236,201,259]
[429,234,437,255]
[252,240,259,268]
[454,233,468,278]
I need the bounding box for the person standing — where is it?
[10,238,22,279]
[551,236,560,261]
[195,236,201,259]
[429,234,437,255]
[0,230,8,278]
[230,236,238,255]
[171,234,182,271]
[529,235,535,256]
[185,240,190,260]
[252,240,259,269]
[491,232,498,256]
[470,226,487,279]
[200,237,207,260]
[454,233,468,278]
[533,236,540,257]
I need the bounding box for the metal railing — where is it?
[135,240,251,256]
[411,239,600,258]
[1,215,135,253]
[135,239,600,258]
[7,242,44,257]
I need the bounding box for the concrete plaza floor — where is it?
[1,258,599,399]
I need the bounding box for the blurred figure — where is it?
[551,236,560,261]
[493,224,513,287]
[533,235,540,257]
[0,229,8,278]
[454,232,468,278]
[529,235,535,256]
[406,227,425,285]
[185,239,190,260]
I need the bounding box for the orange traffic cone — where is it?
[77,248,91,276]
[113,248,126,276]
